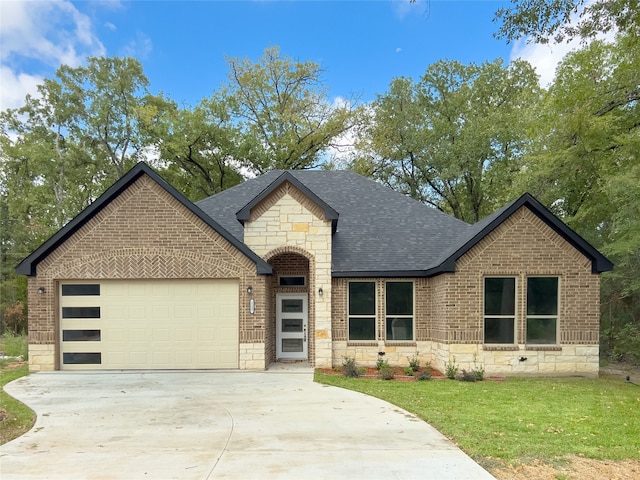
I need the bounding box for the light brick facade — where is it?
[27,175,267,372]
[23,167,605,376]
[330,208,601,376]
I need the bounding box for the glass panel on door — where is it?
[282,338,303,352]
[281,299,303,313]
[282,318,303,333]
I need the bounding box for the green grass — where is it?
[0,332,28,359]
[315,373,640,464]
[1,364,35,445]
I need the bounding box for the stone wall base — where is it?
[29,344,56,372]
[239,343,266,370]
[331,341,599,377]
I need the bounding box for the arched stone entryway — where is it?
[264,248,315,366]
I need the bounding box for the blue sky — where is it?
[0,0,578,111]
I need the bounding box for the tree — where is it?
[494,0,640,43]
[354,59,540,223]
[223,47,359,173]
[0,56,159,333]
[515,33,640,359]
[140,94,244,201]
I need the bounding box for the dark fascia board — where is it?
[16,162,273,277]
[236,171,339,232]
[332,269,444,278]
[434,193,614,275]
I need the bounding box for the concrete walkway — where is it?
[1,369,495,480]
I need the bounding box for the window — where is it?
[348,282,376,340]
[61,284,100,296]
[526,277,559,344]
[62,330,101,342]
[484,277,516,344]
[63,353,101,365]
[386,282,413,341]
[62,307,100,319]
[279,276,305,286]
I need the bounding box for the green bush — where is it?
[407,353,420,372]
[416,370,431,381]
[376,357,390,371]
[342,356,360,378]
[404,366,414,376]
[444,356,459,379]
[378,366,394,380]
[612,323,640,364]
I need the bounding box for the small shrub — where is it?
[407,353,420,372]
[445,356,459,379]
[342,356,360,378]
[416,370,431,381]
[376,357,390,371]
[471,353,485,381]
[378,366,394,380]
[456,369,477,382]
[404,366,414,376]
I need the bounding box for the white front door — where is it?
[276,294,308,360]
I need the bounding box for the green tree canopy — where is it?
[353,58,540,223]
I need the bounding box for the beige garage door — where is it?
[60,279,239,370]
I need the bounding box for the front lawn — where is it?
[1,364,35,445]
[315,373,640,465]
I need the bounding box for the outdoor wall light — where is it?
[247,285,253,295]
[38,287,46,295]
[519,356,528,362]
[249,298,255,315]
[318,287,323,297]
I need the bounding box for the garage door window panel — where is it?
[63,353,102,364]
[62,307,100,318]
[63,330,101,341]
[61,284,100,296]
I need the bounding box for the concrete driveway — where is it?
[1,368,495,480]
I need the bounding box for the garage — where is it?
[60,279,239,370]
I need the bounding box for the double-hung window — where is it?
[385,282,414,341]
[348,282,376,340]
[484,277,516,344]
[526,277,559,344]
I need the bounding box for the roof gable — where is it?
[16,163,273,276]
[434,193,613,274]
[236,171,339,232]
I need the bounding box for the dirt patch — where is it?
[490,456,640,480]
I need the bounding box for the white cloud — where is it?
[509,1,617,87]
[0,0,105,111]
[0,66,43,110]
[121,32,153,59]
[391,0,427,20]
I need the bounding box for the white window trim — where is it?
[483,276,517,345]
[384,280,415,342]
[347,280,377,342]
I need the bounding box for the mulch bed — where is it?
[317,366,446,381]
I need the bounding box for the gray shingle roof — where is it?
[197,170,471,276]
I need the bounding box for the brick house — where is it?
[18,163,612,375]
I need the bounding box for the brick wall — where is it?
[330,207,602,376]
[432,207,601,375]
[28,174,267,371]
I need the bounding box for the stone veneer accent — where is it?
[243,181,333,367]
[331,207,602,376]
[28,174,267,372]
